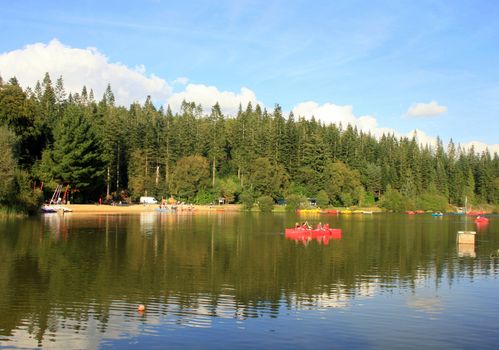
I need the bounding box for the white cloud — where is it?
[461,140,499,155]
[1,40,496,154]
[292,101,436,144]
[167,83,262,115]
[292,101,395,138]
[0,39,172,106]
[172,76,189,85]
[292,101,499,154]
[293,101,356,126]
[406,101,448,117]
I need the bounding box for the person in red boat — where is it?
[323,223,330,229]
[316,222,322,229]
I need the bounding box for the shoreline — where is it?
[62,204,243,213]
[50,204,384,215]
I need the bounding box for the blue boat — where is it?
[432,212,444,217]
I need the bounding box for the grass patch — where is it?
[0,206,28,218]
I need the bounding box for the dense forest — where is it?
[0,73,498,213]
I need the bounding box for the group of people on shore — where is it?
[159,201,195,211]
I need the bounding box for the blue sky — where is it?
[0,0,498,150]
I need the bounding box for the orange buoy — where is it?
[138,304,145,312]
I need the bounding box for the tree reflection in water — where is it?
[0,213,498,347]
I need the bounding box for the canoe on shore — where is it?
[467,211,487,216]
[296,209,321,214]
[321,209,340,214]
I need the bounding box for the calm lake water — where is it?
[0,212,498,349]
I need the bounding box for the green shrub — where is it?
[379,186,406,212]
[17,188,44,215]
[239,190,255,211]
[316,190,329,208]
[286,182,307,196]
[0,170,44,216]
[417,192,449,212]
[285,193,306,211]
[257,195,274,212]
[340,192,353,207]
[215,176,241,204]
[194,189,216,205]
[362,191,376,207]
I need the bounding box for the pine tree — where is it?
[1,72,498,206]
[434,137,449,198]
[173,155,210,201]
[206,103,225,187]
[41,72,56,122]
[0,127,16,202]
[0,81,43,167]
[160,105,175,194]
[38,103,105,200]
[281,111,299,176]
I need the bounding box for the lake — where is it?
[0,212,498,349]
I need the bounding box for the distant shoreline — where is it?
[63,204,243,213]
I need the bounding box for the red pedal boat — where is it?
[285,226,342,244]
[474,216,489,224]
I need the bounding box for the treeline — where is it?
[0,73,498,212]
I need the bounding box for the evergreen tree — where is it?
[173,155,210,201]
[0,72,497,207]
[0,81,42,167]
[206,103,225,187]
[434,138,449,198]
[362,163,382,198]
[0,127,16,203]
[323,160,362,206]
[249,157,288,199]
[41,72,56,122]
[37,103,105,201]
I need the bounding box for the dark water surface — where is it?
[1,212,498,349]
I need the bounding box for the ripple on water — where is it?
[1,214,499,349]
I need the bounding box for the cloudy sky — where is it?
[0,0,498,152]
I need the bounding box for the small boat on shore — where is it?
[155,208,175,213]
[432,212,443,217]
[297,209,321,214]
[467,211,486,216]
[41,204,72,213]
[321,209,339,214]
[41,205,57,213]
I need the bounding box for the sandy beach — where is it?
[63,203,243,213]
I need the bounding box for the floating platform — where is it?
[457,231,476,244]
